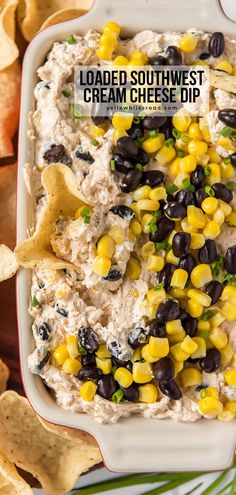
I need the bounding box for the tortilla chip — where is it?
[15,162,90,270]
[0,60,21,159]
[0,360,9,394]
[39,417,98,448]
[0,391,101,495]
[0,452,33,495]
[0,245,19,282]
[0,0,19,71]
[17,0,93,41]
[210,69,236,94]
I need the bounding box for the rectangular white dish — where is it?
[17,0,236,472]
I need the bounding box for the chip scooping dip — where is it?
[0,245,19,282]
[0,452,33,495]
[0,60,21,159]
[0,0,19,71]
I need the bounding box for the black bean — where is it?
[128,126,143,140]
[164,201,186,220]
[75,149,94,164]
[212,183,233,203]
[91,101,108,125]
[112,357,132,372]
[110,204,135,220]
[153,357,174,382]
[32,351,51,374]
[156,299,180,323]
[175,189,195,207]
[218,109,236,128]
[224,245,236,274]
[149,55,167,66]
[38,322,52,341]
[103,268,122,281]
[43,144,72,166]
[97,375,117,399]
[166,45,182,65]
[198,239,217,264]
[117,136,139,159]
[196,384,208,392]
[113,154,134,174]
[182,316,198,337]
[149,216,175,242]
[179,254,196,273]
[120,170,143,193]
[160,117,173,140]
[179,308,189,321]
[199,348,221,373]
[230,152,236,167]
[205,280,223,305]
[172,232,191,258]
[143,116,167,130]
[56,305,68,317]
[159,263,176,291]
[108,340,133,361]
[208,32,225,58]
[159,379,182,400]
[190,165,204,189]
[78,326,99,353]
[121,384,139,402]
[128,327,147,348]
[136,148,150,165]
[142,170,164,187]
[199,52,210,60]
[195,188,208,206]
[81,354,96,368]
[148,319,167,337]
[78,367,102,383]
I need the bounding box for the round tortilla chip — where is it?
[0,360,9,394]
[39,417,98,447]
[0,245,19,282]
[0,391,101,495]
[17,0,93,41]
[0,452,33,495]
[40,7,88,30]
[0,61,21,159]
[0,0,19,71]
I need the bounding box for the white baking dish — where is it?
[17,0,236,472]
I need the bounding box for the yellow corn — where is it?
[165,249,180,265]
[114,367,133,388]
[155,145,176,165]
[170,269,188,289]
[224,370,236,387]
[130,50,148,65]
[181,218,198,234]
[209,312,225,327]
[188,140,208,156]
[141,241,155,260]
[146,288,166,305]
[142,134,165,153]
[220,343,234,367]
[142,300,158,318]
[127,227,135,242]
[142,344,159,363]
[103,21,121,35]
[180,154,197,172]
[136,199,159,211]
[66,335,79,358]
[170,157,181,176]
[93,255,111,277]
[199,397,223,416]
[113,55,129,66]
[53,344,69,366]
[199,117,211,142]
[149,187,167,201]
[80,381,97,401]
[141,213,154,233]
[187,205,206,229]
[168,329,186,344]
[130,219,142,236]
[96,357,112,374]
[221,285,236,304]
[188,123,203,140]
[180,33,198,52]
[206,163,221,185]
[188,299,203,318]
[112,112,133,130]
[113,128,128,144]
[190,264,212,289]
[131,347,142,363]
[203,220,221,240]
[200,386,219,399]
[170,343,189,362]
[173,109,191,132]
[187,289,211,307]
[132,362,153,383]
[217,136,236,151]
[221,161,234,180]
[181,335,198,354]
[197,320,210,332]
[90,122,106,137]
[218,409,235,421]
[218,199,232,217]
[190,233,205,249]
[97,42,115,61]
[181,367,202,387]
[207,147,221,164]
[225,401,236,414]
[96,344,111,359]
[174,172,190,188]
[97,235,115,258]
[166,319,183,335]
[221,301,236,320]
[126,257,141,280]
[138,383,158,403]
[201,197,218,215]
[146,255,165,272]
[213,209,225,226]
[170,288,188,299]
[149,336,169,358]
[62,358,82,375]
[191,337,206,358]
[133,185,152,201]
[209,327,228,349]
[226,210,236,227]
[109,225,124,244]
[173,358,184,376]
[215,60,233,74]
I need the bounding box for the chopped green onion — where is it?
[165,138,174,148]
[110,159,116,171]
[133,116,140,124]
[204,166,211,176]
[155,242,172,251]
[80,207,91,224]
[32,295,39,307]
[226,181,235,191]
[182,134,190,143]
[62,89,71,98]
[202,310,214,321]
[154,210,162,219]
[137,135,145,143]
[69,103,83,118]
[149,130,158,138]
[182,178,195,192]
[138,110,146,119]
[205,185,215,196]
[166,184,178,195]
[92,139,99,147]
[153,282,164,291]
[148,217,157,233]
[223,273,236,286]
[66,34,76,44]
[79,346,87,355]
[176,149,185,157]
[199,330,210,339]
[220,126,232,137]
[135,163,144,171]
[210,255,224,276]
[172,129,181,139]
[200,388,208,399]
[223,157,231,164]
[112,389,124,403]
[111,365,117,375]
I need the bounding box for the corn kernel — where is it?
[199,397,223,416]
[201,386,219,399]
[181,335,198,354]
[191,337,206,358]
[96,344,111,359]
[166,319,183,335]
[133,185,152,201]
[201,197,218,215]
[96,357,112,374]
[181,218,198,234]
[199,117,211,142]
[209,327,228,349]
[217,136,236,151]
[66,335,79,358]
[170,288,188,299]
[155,145,176,165]
[225,401,236,414]
[165,249,180,265]
[203,220,221,240]
[180,33,198,53]
[126,257,141,280]
[181,367,202,387]
[187,205,206,229]
[215,60,233,74]
[187,289,211,307]
[53,344,69,365]
[130,219,142,236]
[218,199,232,217]
[113,55,129,66]
[90,121,106,137]
[190,264,212,289]
[218,409,235,421]
[149,336,169,358]
[188,123,203,140]
[97,235,115,259]
[132,362,153,383]
[206,163,221,185]
[141,241,155,259]
[146,254,165,272]
[113,128,128,144]
[190,233,205,249]
[142,299,158,318]
[149,187,167,201]
[188,299,203,318]
[136,199,159,211]
[224,369,236,387]
[142,344,159,363]
[221,301,236,320]
[103,21,121,35]
[220,343,234,367]
[170,343,189,362]
[114,367,133,388]
[146,287,166,305]
[108,226,124,245]
[174,172,190,189]
[221,161,234,179]
[97,43,114,61]
[80,381,97,401]
[213,208,225,226]
[168,329,186,344]
[62,358,82,375]
[142,134,165,153]
[170,269,188,289]
[180,154,197,172]
[130,50,148,65]
[173,109,191,132]
[188,140,208,156]
[226,211,236,228]
[221,285,236,304]
[112,112,133,130]
[138,383,158,403]
[127,227,136,242]
[207,147,221,163]
[93,255,111,277]
[209,312,225,327]
[170,157,181,176]
[197,320,210,332]
[131,347,142,363]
